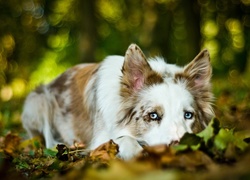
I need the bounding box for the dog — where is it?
[21,44,214,160]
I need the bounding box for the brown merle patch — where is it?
[49,70,72,94]
[69,64,100,145]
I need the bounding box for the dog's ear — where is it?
[183,49,212,90]
[180,50,214,124]
[121,44,151,92]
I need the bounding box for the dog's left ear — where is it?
[183,49,212,90]
[182,50,214,126]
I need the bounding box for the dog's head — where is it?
[119,44,214,146]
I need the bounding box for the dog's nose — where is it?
[170,140,179,146]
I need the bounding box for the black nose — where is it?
[170,140,179,146]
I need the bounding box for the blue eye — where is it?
[149,112,161,121]
[184,111,194,120]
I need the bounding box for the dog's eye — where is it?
[184,111,194,120]
[149,112,161,121]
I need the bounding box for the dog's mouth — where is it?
[137,140,149,147]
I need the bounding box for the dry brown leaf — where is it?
[137,144,175,167]
[3,132,21,156]
[89,139,119,162]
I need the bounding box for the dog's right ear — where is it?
[121,44,151,93]
[121,44,163,98]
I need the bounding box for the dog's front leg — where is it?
[114,136,144,160]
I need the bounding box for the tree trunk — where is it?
[77,0,98,62]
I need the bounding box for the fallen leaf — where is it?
[179,133,201,146]
[4,133,21,156]
[43,148,57,157]
[197,118,220,145]
[56,144,69,161]
[136,144,176,168]
[89,139,119,163]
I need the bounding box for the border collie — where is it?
[22,44,214,160]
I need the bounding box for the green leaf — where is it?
[214,128,248,152]
[34,140,41,149]
[43,149,57,157]
[190,143,201,151]
[179,133,201,146]
[13,158,30,170]
[16,161,30,169]
[197,118,220,145]
[233,136,248,151]
[172,144,188,152]
[177,133,202,151]
[214,128,234,150]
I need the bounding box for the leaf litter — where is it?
[0,117,250,179]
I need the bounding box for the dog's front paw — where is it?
[114,136,143,160]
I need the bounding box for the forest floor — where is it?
[1,75,250,179]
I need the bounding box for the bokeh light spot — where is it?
[202,20,219,38]
[1,86,13,101]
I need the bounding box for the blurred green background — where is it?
[0,0,250,134]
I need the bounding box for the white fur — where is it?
[148,57,183,75]
[22,44,213,160]
[137,83,194,145]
